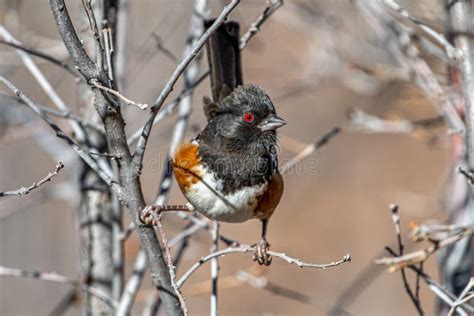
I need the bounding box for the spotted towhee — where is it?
[140,21,285,266]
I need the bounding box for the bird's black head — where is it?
[201,84,286,155]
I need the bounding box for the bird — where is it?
[140,84,286,265]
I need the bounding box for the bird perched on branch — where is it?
[140,21,285,266]
[141,84,285,265]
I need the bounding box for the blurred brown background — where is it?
[0,0,451,315]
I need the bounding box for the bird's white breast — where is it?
[184,165,268,223]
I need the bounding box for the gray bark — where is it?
[441,1,474,313]
[76,2,114,314]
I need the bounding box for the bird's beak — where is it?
[259,115,287,131]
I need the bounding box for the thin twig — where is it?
[0,38,79,78]
[102,26,115,83]
[0,75,119,194]
[119,222,135,242]
[151,32,179,63]
[410,223,473,242]
[448,278,474,316]
[389,204,424,315]
[375,226,473,270]
[210,221,220,316]
[381,0,462,60]
[177,245,350,288]
[2,90,105,134]
[142,222,200,316]
[91,79,148,109]
[280,127,341,174]
[458,166,474,184]
[359,2,465,134]
[40,105,104,134]
[126,71,209,146]
[0,265,118,309]
[81,0,104,72]
[415,262,423,303]
[385,247,472,316]
[0,161,64,197]
[0,25,87,142]
[48,289,78,316]
[239,0,283,49]
[349,109,413,134]
[349,110,445,134]
[118,222,206,315]
[153,213,189,315]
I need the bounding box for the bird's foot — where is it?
[140,204,190,226]
[139,205,163,226]
[252,239,272,266]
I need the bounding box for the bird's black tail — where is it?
[204,19,243,103]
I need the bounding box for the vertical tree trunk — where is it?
[441,1,474,313]
[105,0,126,302]
[77,1,114,314]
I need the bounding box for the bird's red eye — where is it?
[243,112,254,123]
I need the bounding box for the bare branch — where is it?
[359,2,465,134]
[0,25,87,142]
[0,265,118,310]
[90,79,148,109]
[142,222,202,315]
[0,161,64,197]
[280,127,341,174]
[2,92,104,134]
[0,75,119,193]
[48,289,77,316]
[0,38,79,78]
[102,26,114,83]
[177,245,350,288]
[239,0,283,49]
[348,109,444,134]
[114,0,130,89]
[118,222,205,316]
[375,225,473,270]
[448,278,474,316]
[126,71,209,146]
[381,0,462,60]
[39,106,105,134]
[151,32,179,63]
[49,0,97,80]
[349,110,413,134]
[385,247,472,315]
[458,166,474,184]
[153,214,189,315]
[388,204,424,315]
[210,221,220,316]
[81,0,104,72]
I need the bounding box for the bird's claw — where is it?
[139,205,161,226]
[252,239,272,266]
